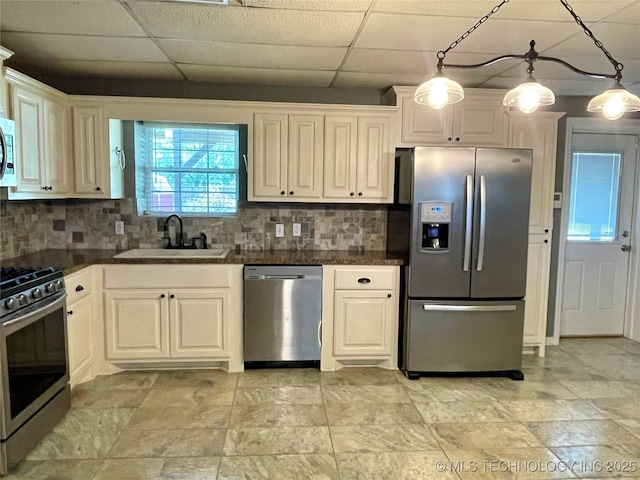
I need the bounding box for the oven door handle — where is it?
[1,292,67,334]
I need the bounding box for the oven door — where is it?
[0,291,68,439]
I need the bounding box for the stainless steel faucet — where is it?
[163,214,184,248]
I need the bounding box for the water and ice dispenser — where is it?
[420,202,451,250]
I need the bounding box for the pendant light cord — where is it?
[559,0,623,81]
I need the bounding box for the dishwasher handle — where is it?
[246,274,322,280]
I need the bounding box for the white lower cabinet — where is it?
[102,265,242,371]
[321,265,399,370]
[65,267,98,387]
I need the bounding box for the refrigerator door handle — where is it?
[463,174,473,272]
[422,304,517,312]
[477,174,487,271]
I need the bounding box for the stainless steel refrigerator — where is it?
[388,146,532,380]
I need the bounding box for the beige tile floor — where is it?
[6,337,640,479]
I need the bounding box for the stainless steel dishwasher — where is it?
[243,265,322,365]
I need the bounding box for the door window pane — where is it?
[568,152,621,241]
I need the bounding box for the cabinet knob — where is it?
[96,187,101,191]
[289,191,294,195]
[387,293,392,298]
[455,137,460,142]
[76,285,84,292]
[160,294,166,298]
[544,239,549,243]
[281,191,286,195]
[350,192,355,196]
[447,137,452,142]
[67,310,73,315]
[170,294,175,299]
[358,192,363,197]
[544,229,549,233]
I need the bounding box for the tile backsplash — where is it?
[1,198,387,261]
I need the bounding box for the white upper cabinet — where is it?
[389,87,508,147]
[251,106,396,204]
[252,112,323,201]
[72,105,124,198]
[7,71,72,198]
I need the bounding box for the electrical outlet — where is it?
[275,223,284,237]
[293,223,301,237]
[115,221,125,235]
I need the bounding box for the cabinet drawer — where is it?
[104,265,233,289]
[334,267,395,290]
[66,268,93,304]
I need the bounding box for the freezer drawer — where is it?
[403,299,524,373]
[243,266,322,362]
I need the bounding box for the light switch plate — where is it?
[293,223,301,236]
[115,220,125,235]
[276,223,284,237]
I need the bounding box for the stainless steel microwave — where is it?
[0,117,16,187]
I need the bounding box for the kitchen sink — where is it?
[113,248,230,259]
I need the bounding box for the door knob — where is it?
[621,244,631,252]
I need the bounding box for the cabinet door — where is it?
[104,290,169,360]
[333,290,393,356]
[67,295,94,385]
[43,99,71,194]
[454,95,507,146]
[252,113,288,199]
[169,290,229,358]
[324,115,357,198]
[12,86,44,192]
[509,113,560,235]
[73,106,106,195]
[287,114,323,199]
[523,235,551,348]
[401,95,452,144]
[356,116,391,201]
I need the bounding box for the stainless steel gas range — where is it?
[0,267,70,475]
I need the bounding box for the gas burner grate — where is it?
[0,267,57,290]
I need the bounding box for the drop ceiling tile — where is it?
[596,2,640,24]
[241,0,372,11]
[344,48,522,76]
[1,32,168,62]
[10,58,183,80]
[179,64,334,87]
[373,0,635,22]
[356,12,578,54]
[159,39,347,70]
[544,22,640,60]
[0,0,146,36]
[127,2,364,46]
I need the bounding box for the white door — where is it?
[561,134,637,336]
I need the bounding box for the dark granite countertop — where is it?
[2,249,404,275]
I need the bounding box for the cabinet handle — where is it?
[160,294,166,298]
[289,191,294,195]
[350,192,355,196]
[96,187,101,191]
[358,192,363,196]
[170,294,175,299]
[280,191,285,195]
[387,293,392,298]
[357,278,371,284]
[75,285,84,292]
[67,310,73,315]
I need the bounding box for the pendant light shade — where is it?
[414,73,464,110]
[587,84,640,120]
[503,80,555,113]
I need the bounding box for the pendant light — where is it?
[414,0,640,120]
